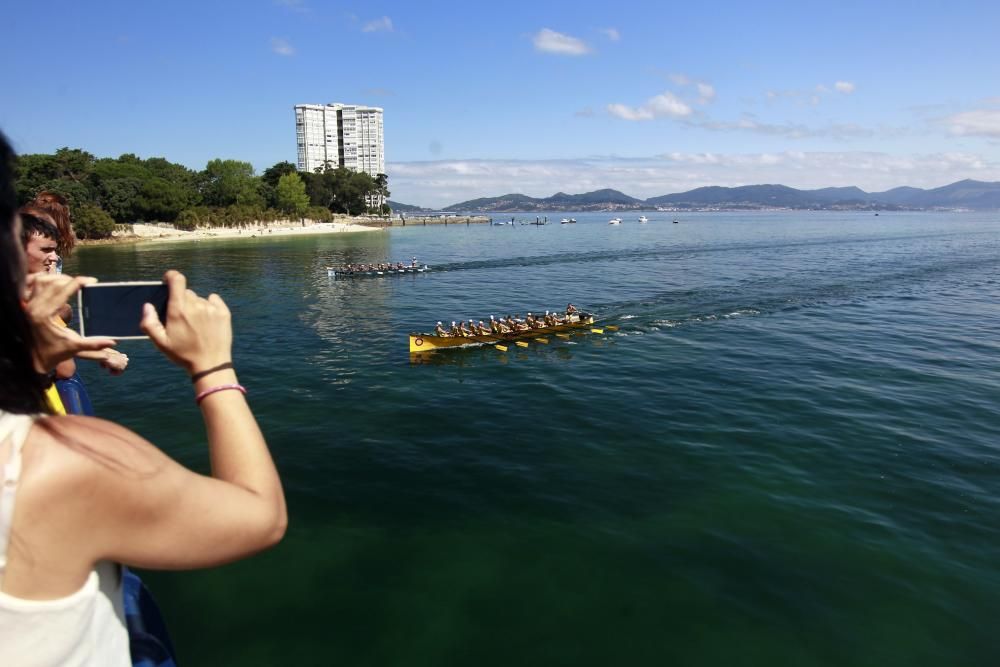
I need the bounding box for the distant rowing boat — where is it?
[327,265,431,278]
[409,312,595,353]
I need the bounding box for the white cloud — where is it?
[834,81,856,94]
[608,92,692,121]
[692,114,876,140]
[386,152,1000,209]
[533,28,591,55]
[696,83,716,104]
[270,38,295,56]
[362,16,393,33]
[946,110,1000,138]
[607,104,653,121]
[601,27,620,41]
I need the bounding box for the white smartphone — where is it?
[77,281,169,339]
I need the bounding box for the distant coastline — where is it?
[391,179,1000,214]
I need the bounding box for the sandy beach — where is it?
[98,219,381,246]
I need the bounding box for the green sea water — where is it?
[71,211,1000,666]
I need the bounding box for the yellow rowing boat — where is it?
[409,313,595,353]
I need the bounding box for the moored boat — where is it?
[609,217,622,225]
[409,312,595,353]
[638,215,648,223]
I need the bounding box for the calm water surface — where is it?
[71,212,1000,666]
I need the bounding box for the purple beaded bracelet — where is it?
[195,383,247,405]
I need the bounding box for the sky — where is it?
[3,0,1000,208]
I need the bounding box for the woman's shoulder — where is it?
[21,415,159,500]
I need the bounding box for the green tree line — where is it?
[14,148,391,239]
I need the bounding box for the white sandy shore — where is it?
[116,220,380,245]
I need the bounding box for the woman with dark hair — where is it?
[0,132,287,665]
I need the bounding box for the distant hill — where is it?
[387,200,429,213]
[870,180,1000,209]
[445,189,642,212]
[441,180,1000,212]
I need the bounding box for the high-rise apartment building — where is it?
[294,103,385,176]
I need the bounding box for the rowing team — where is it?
[334,258,420,273]
[433,304,580,338]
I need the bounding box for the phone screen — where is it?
[77,282,169,339]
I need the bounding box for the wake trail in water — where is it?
[589,252,1000,334]
[424,230,999,274]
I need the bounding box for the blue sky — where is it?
[3,0,999,207]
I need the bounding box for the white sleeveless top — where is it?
[0,412,130,666]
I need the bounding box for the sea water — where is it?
[72,211,1000,666]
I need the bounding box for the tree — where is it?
[275,173,309,218]
[136,177,191,221]
[98,178,143,223]
[262,161,298,188]
[15,150,97,206]
[198,159,262,208]
[73,203,116,239]
[374,173,390,210]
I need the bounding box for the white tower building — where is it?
[294,103,385,176]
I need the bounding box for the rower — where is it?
[434,321,448,337]
[477,320,489,335]
[490,315,502,335]
[457,321,471,337]
[450,321,461,337]
[467,319,479,335]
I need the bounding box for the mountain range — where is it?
[391,180,1000,213]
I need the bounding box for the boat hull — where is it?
[329,266,430,278]
[409,314,595,353]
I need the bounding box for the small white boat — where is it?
[609,217,622,225]
[560,218,577,224]
[638,215,648,223]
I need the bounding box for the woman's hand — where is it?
[141,270,232,374]
[100,349,129,375]
[24,272,116,373]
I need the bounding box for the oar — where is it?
[556,333,571,339]
[591,328,604,334]
[516,341,529,348]
[605,325,619,331]
[494,344,508,352]
[535,337,549,344]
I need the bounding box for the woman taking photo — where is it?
[0,132,287,665]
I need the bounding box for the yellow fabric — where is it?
[45,384,66,415]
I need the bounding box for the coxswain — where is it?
[566,303,578,315]
[435,321,448,337]
[411,256,419,268]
